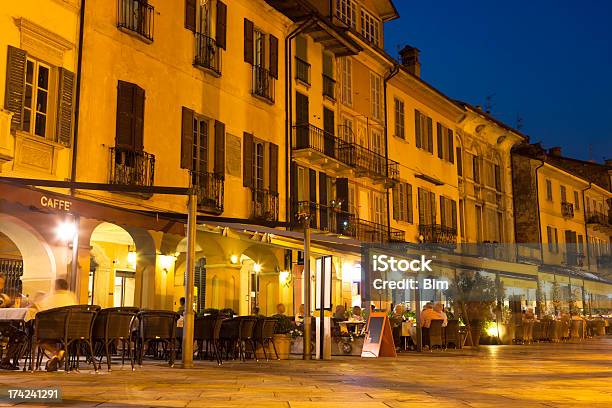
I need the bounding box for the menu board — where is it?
[361,312,397,358]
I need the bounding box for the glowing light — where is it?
[127,250,137,269]
[230,254,239,264]
[253,263,261,273]
[279,270,291,287]
[485,321,499,337]
[159,254,176,271]
[56,221,77,241]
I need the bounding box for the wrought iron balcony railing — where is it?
[418,224,458,245]
[351,218,405,243]
[293,200,353,235]
[110,146,155,188]
[586,211,610,226]
[292,123,352,164]
[250,187,279,222]
[323,74,336,100]
[192,171,224,214]
[295,56,311,85]
[566,251,585,267]
[117,0,154,42]
[252,65,275,103]
[561,201,574,218]
[194,32,221,74]
[0,258,23,297]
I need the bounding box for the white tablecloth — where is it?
[0,308,28,320]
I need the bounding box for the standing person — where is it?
[177,297,186,314]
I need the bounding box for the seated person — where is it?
[276,303,286,316]
[350,305,363,321]
[333,305,346,320]
[433,303,448,327]
[523,307,536,322]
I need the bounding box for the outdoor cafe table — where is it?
[0,308,31,371]
[338,320,366,335]
[0,308,29,321]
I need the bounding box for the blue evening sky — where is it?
[384,0,612,162]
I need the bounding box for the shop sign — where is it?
[40,195,72,212]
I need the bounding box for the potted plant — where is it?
[445,271,497,347]
[271,314,294,359]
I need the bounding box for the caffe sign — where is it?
[40,195,72,212]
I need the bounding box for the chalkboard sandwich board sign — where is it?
[361,312,397,358]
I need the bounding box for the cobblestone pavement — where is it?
[0,337,610,408]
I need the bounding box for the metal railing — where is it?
[117,0,154,42]
[292,124,351,164]
[561,201,574,218]
[252,65,275,103]
[418,224,457,245]
[586,211,610,226]
[110,146,155,187]
[0,258,23,296]
[323,74,336,100]
[250,188,279,221]
[194,32,220,74]
[293,200,353,234]
[295,57,311,85]
[193,171,224,213]
[352,218,405,243]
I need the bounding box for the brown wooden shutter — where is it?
[456,147,462,176]
[4,46,27,130]
[451,199,458,230]
[269,142,278,193]
[185,0,197,31]
[392,184,399,221]
[309,169,316,203]
[440,196,446,228]
[407,184,413,224]
[437,123,443,159]
[214,120,225,175]
[133,85,145,150]
[427,116,433,153]
[243,132,253,187]
[319,172,328,229]
[448,129,454,163]
[414,110,421,148]
[269,34,279,79]
[430,191,436,224]
[116,81,134,147]
[290,162,298,217]
[180,107,194,169]
[56,67,75,147]
[216,1,227,50]
[418,188,426,225]
[244,19,254,64]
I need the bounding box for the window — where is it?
[371,191,385,225]
[472,156,480,184]
[340,116,354,143]
[191,117,209,184]
[341,58,352,106]
[370,73,382,120]
[574,191,580,210]
[560,185,567,203]
[439,196,458,230]
[297,166,310,202]
[348,183,357,216]
[254,140,265,191]
[418,188,436,225]
[456,147,463,176]
[436,122,454,163]
[335,0,356,28]
[393,182,413,223]
[547,226,559,253]
[22,58,51,138]
[394,98,405,139]
[360,8,380,46]
[414,110,433,153]
[546,179,553,201]
[254,29,265,68]
[494,164,501,191]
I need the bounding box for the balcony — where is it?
[117,0,154,43]
[292,200,353,235]
[352,218,405,243]
[561,201,574,218]
[295,57,311,85]
[566,251,585,267]
[586,211,611,230]
[323,74,336,101]
[193,171,224,214]
[194,33,221,75]
[110,146,155,189]
[250,188,279,222]
[252,65,275,103]
[351,143,400,182]
[418,224,457,245]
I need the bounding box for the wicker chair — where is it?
[514,324,525,344]
[444,319,461,349]
[219,318,240,360]
[560,320,570,340]
[548,320,562,342]
[197,316,223,365]
[136,310,179,367]
[570,320,584,340]
[429,320,444,350]
[92,308,137,371]
[236,317,258,361]
[254,319,278,360]
[532,321,542,342]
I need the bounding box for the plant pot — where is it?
[469,320,483,346]
[273,334,292,360]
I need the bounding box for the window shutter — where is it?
[290,162,298,217]
[214,120,225,175]
[185,0,197,32]
[494,164,501,191]
[133,85,145,151]
[440,196,446,228]
[451,200,458,230]
[437,123,443,159]
[243,132,253,187]
[430,191,436,225]
[56,67,75,147]
[417,188,425,225]
[319,172,328,229]
[180,107,194,169]
[244,18,254,64]
[116,81,134,147]
[4,46,27,130]
[269,142,278,193]
[407,184,413,224]
[269,34,279,79]
[392,184,399,221]
[216,1,227,50]
[427,116,433,153]
[448,129,454,163]
[414,110,421,148]
[456,147,462,176]
[309,169,316,203]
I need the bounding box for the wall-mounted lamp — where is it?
[159,254,176,272]
[56,221,77,242]
[230,254,239,264]
[279,270,292,287]
[253,263,262,273]
[127,246,137,269]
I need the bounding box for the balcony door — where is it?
[323,107,335,158]
[295,92,309,148]
[191,117,209,186]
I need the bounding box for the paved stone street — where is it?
[0,337,611,408]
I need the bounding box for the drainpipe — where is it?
[581,182,593,270]
[533,159,545,263]
[284,18,317,227]
[383,64,400,241]
[70,0,86,191]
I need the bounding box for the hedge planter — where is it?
[273,334,292,360]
